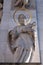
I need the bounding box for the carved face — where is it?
[18,14,26,25]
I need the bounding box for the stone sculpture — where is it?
[8,14,35,62]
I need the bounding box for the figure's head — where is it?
[18,14,26,25]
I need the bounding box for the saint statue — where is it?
[8,14,35,63]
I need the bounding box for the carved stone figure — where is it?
[8,13,35,62]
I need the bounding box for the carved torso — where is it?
[8,23,35,62]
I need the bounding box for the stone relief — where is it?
[11,0,32,10]
[7,0,38,63]
[0,0,40,63]
[8,10,36,62]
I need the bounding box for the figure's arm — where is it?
[17,25,33,33]
[13,22,35,35]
